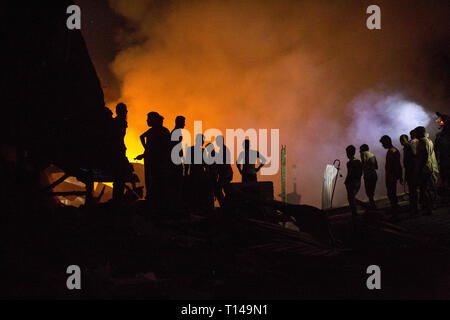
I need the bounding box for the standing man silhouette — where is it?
[415,126,439,216]
[380,135,403,220]
[236,139,266,183]
[215,135,233,207]
[400,133,418,215]
[112,102,130,201]
[360,144,378,209]
[137,112,171,210]
[169,116,186,212]
[345,145,362,218]
[185,134,206,211]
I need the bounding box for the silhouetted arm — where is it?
[236,152,243,174]
[256,151,267,171]
[140,130,150,150]
[135,131,150,161]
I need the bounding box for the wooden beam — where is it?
[51,191,87,196]
[44,173,70,190]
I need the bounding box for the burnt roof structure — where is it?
[1,1,116,176]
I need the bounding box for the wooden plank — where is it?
[44,173,70,190]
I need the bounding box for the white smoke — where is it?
[348,91,432,149]
[323,91,434,207]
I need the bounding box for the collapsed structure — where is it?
[1,2,136,207]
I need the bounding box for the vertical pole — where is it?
[331,159,341,209]
[281,145,287,204]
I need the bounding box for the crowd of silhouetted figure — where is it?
[344,112,450,221]
[109,102,449,219]
[110,103,267,214]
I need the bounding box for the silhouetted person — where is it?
[409,129,419,154]
[215,135,233,207]
[380,135,403,219]
[185,134,206,211]
[423,130,439,186]
[170,115,186,171]
[186,134,206,178]
[400,133,418,215]
[415,126,439,215]
[112,102,129,201]
[435,112,450,188]
[409,129,420,204]
[137,112,171,210]
[345,145,362,218]
[169,116,186,212]
[237,139,266,183]
[359,144,378,209]
[204,142,218,210]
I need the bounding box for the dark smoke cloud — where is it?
[94,0,449,206]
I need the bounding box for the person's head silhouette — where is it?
[415,126,426,139]
[380,135,393,149]
[116,103,127,118]
[147,112,162,127]
[175,116,185,129]
[360,144,369,153]
[346,145,356,160]
[399,134,409,146]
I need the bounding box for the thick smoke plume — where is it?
[102,0,449,207]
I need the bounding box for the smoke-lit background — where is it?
[78,0,450,207]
